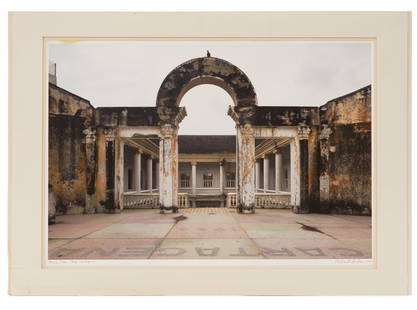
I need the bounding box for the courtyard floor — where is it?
[48,208,372,260]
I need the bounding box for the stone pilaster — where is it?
[296,124,311,213]
[319,124,333,213]
[237,124,256,213]
[83,127,97,214]
[114,137,125,211]
[104,128,117,212]
[158,124,179,213]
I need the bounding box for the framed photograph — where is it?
[8,12,411,295]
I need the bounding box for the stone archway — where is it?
[155,56,258,213]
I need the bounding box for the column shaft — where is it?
[255,161,260,191]
[114,138,124,211]
[297,125,311,213]
[275,151,282,192]
[159,124,179,212]
[134,151,141,193]
[155,161,159,190]
[147,157,153,192]
[191,162,197,195]
[237,124,256,212]
[219,162,224,194]
[263,156,270,192]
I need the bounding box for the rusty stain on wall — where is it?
[48,55,371,219]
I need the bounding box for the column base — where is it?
[236,203,255,214]
[159,205,179,214]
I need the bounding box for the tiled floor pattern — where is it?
[49,208,372,260]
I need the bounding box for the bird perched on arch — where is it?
[206,50,211,57]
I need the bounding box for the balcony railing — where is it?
[178,193,190,208]
[123,191,292,209]
[123,192,159,209]
[226,192,292,209]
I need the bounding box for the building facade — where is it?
[48,56,372,222]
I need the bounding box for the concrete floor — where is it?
[48,208,372,260]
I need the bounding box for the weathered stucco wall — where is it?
[308,126,320,211]
[48,77,371,217]
[48,84,96,214]
[318,85,372,215]
[49,114,86,214]
[94,127,107,212]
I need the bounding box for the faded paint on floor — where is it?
[48,208,372,260]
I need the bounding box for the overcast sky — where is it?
[49,41,372,135]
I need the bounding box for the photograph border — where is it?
[43,37,376,267]
[9,12,411,295]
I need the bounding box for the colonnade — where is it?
[255,150,283,193]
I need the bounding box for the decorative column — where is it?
[255,160,260,191]
[155,161,159,190]
[237,124,256,213]
[219,160,225,194]
[159,124,179,213]
[219,160,225,207]
[191,161,197,208]
[191,162,197,195]
[319,124,332,213]
[297,124,311,213]
[274,150,282,193]
[147,156,153,193]
[104,128,116,212]
[84,127,96,214]
[134,150,142,193]
[263,155,270,192]
[114,137,125,211]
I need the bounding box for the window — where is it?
[226,172,235,188]
[127,169,133,190]
[180,173,190,188]
[203,173,213,188]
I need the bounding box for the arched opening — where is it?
[179,84,235,135]
[176,84,237,208]
[156,56,258,212]
[156,57,257,126]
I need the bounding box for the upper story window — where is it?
[226,172,235,188]
[180,173,190,188]
[203,173,213,188]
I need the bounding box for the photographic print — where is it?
[46,40,373,262]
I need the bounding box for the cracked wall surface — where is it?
[48,60,372,217]
[48,83,95,215]
[318,85,372,215]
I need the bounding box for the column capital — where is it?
[319,124,333,140]
[104,127,117,141]
[219,158,226,166]
[83,127,96,143]
[273,148,282,155]
[190,161,197,166]
[135,148,143,155]
[239,123,255,136]
[159,124,178,139]
[297,124,311,140]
